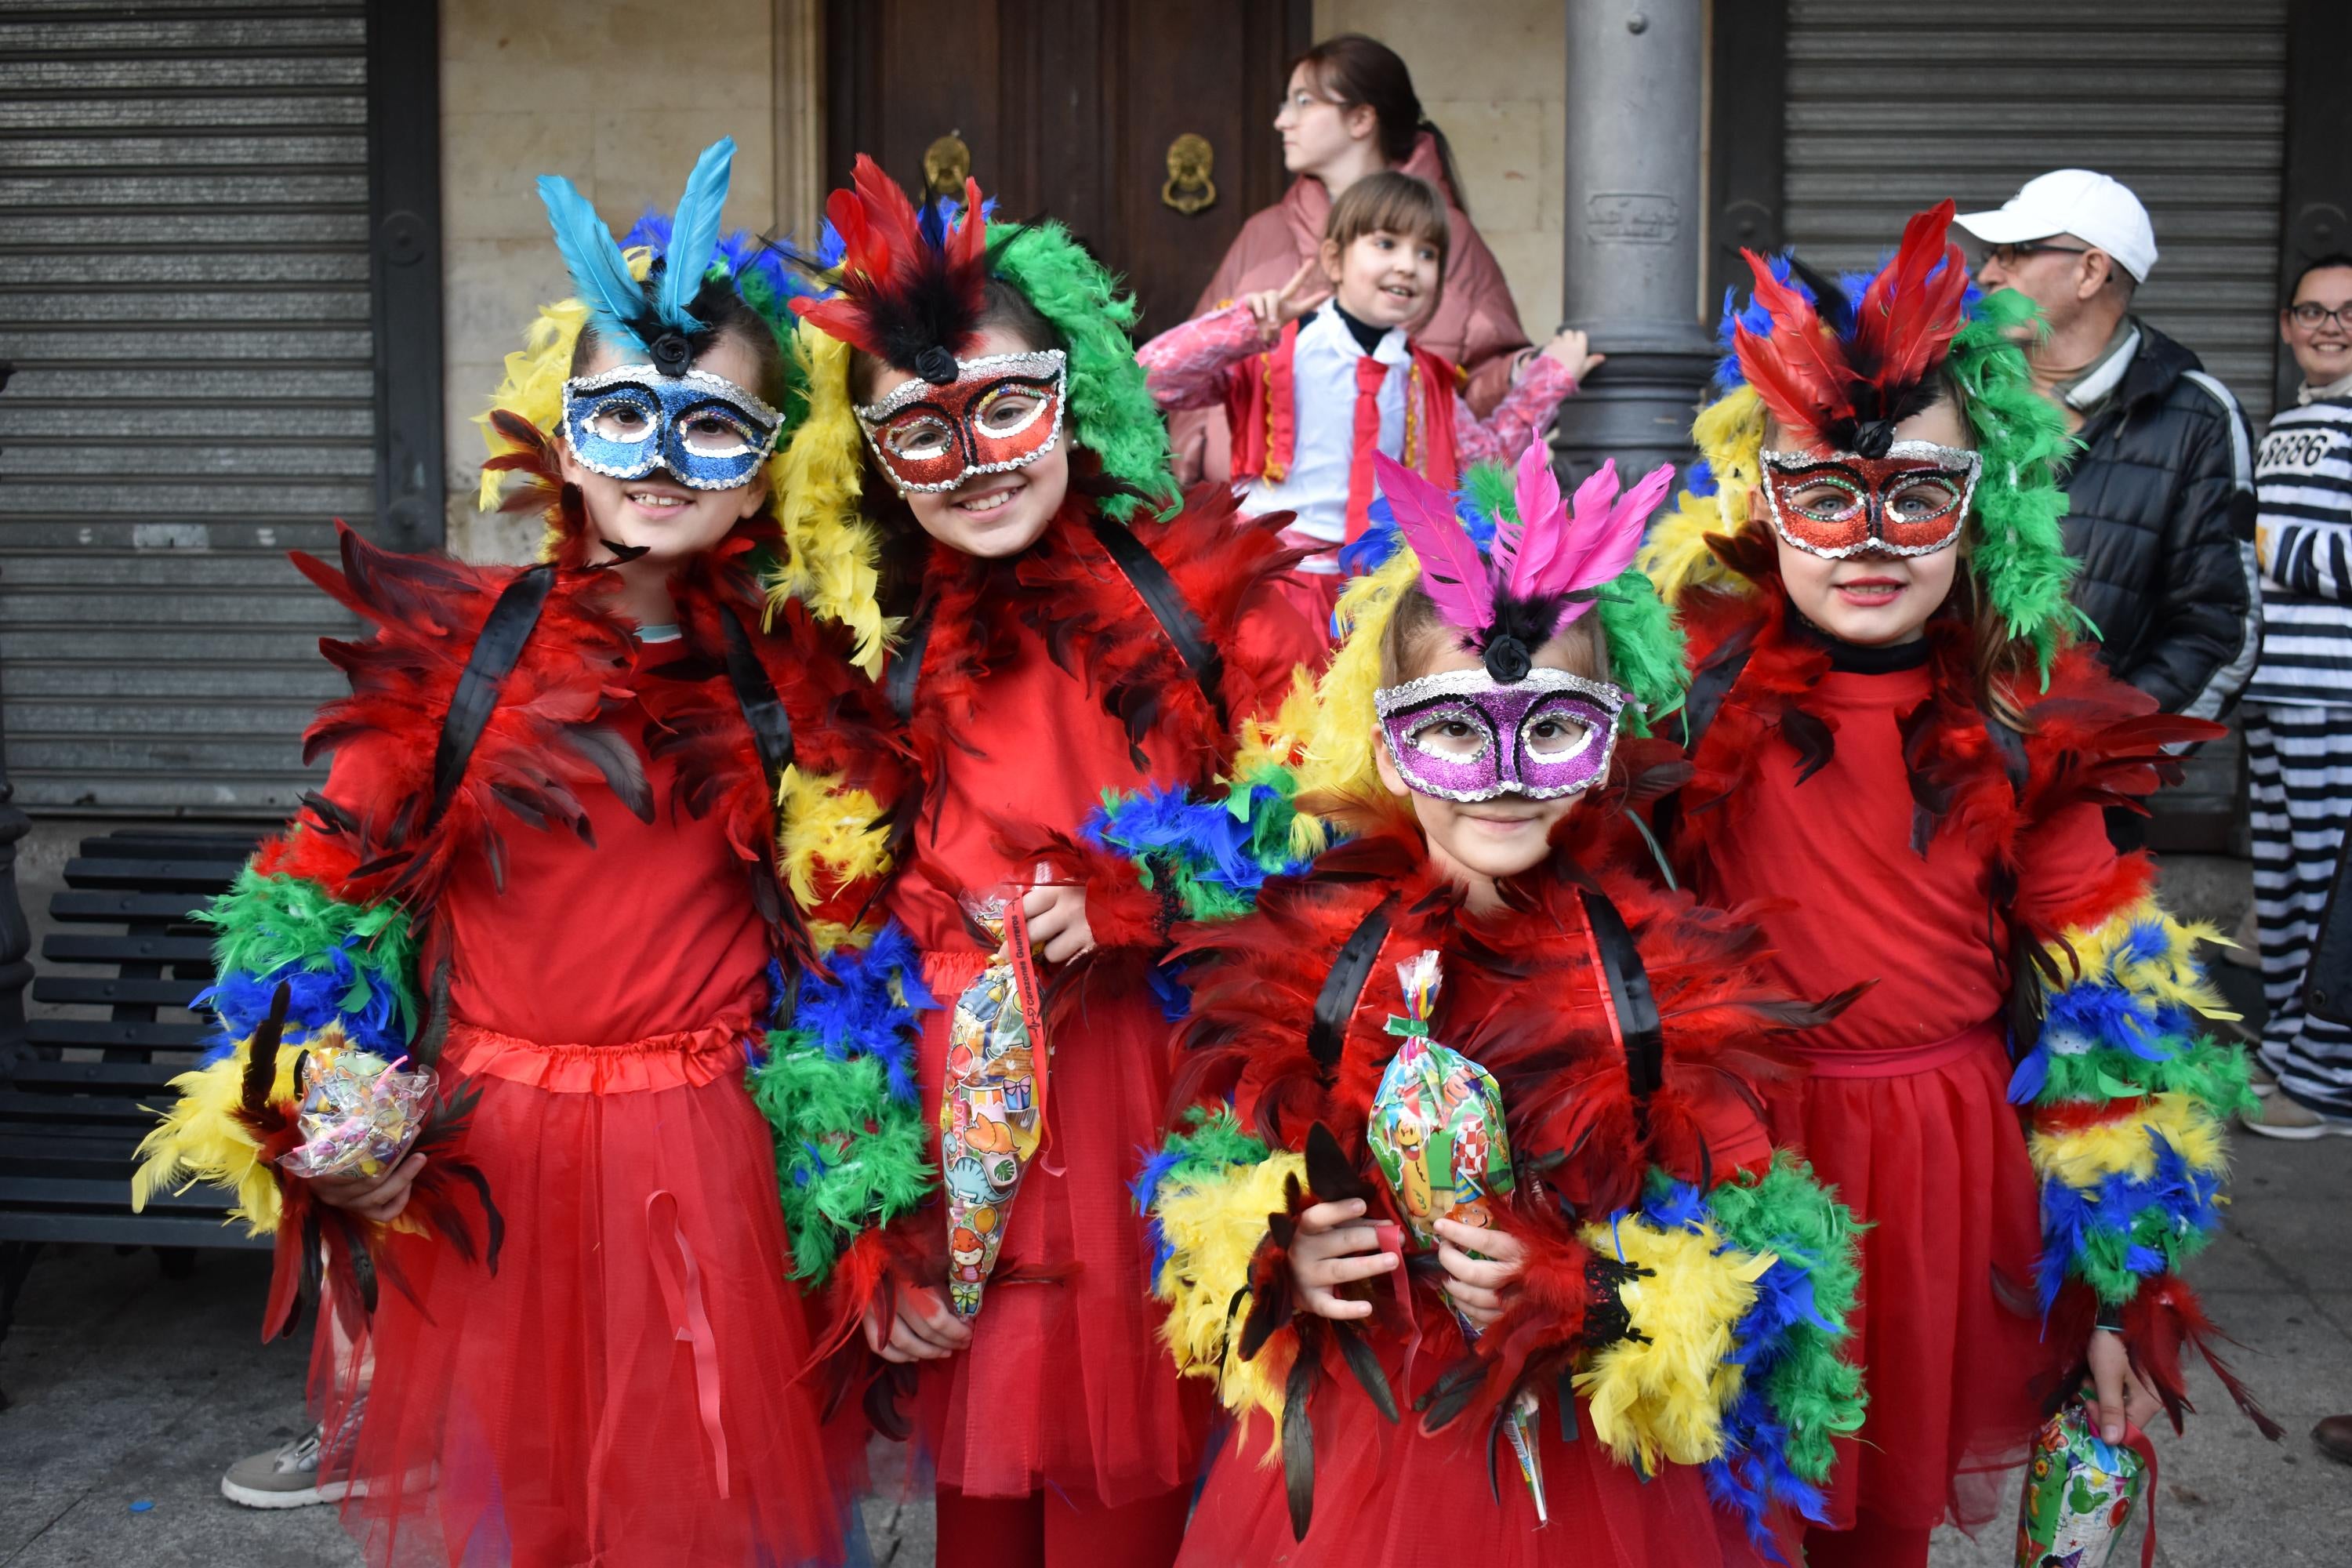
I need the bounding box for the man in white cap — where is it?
[1962,170,2259,742]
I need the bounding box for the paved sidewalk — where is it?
[2,1128,2347,1566]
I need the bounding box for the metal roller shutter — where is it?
[1782,0,2288,425]
[0,0,368,815]
[1781,0,2284,846]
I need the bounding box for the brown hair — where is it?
[1293,34,1468,217]
[1379,582,1610,687]
[1325,172,1450,281]
[569,274,788,406]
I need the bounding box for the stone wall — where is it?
[428,2,1565,561]
[1311,0,1566,345]
[437,0,780,563]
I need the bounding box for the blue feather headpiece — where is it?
[537,137,737,377]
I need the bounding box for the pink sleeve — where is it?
[1137,303,1263,413]
[1453,354,1576,465]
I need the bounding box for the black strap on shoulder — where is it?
[1650,641,1754,859]
[426,564,555,833]
[887,599,936,726]
[1982,713,2028,802]
[1308,893,1397,1076]
[719,604,795,783]
[1578,886,1664,1104]
[1087,515,1230,735]
[1677,644,1752,755]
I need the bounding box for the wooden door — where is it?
[826,0,1312,336]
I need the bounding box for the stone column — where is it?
[1550,0,1715,484]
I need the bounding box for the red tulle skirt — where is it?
[909,949,1208,1507]
[318,1016,856,1568]
[1766,1021,2058,1534]
[1177,1343,1782,1568]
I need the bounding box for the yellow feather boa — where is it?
[2045,897,2235,1022]
[1149,1149,1308,1440]
[1573,1214,1774,1472]
[767,325,891,674]
[2027,1091,2230,1189]
[129,1023,354,1236]
[776,764,893,911]
[1635,384,1766,608]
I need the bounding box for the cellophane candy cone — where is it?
[939,893,1049,1319]
[1365,950,1546,1523]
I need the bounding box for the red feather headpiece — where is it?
[790,154,989,386]
[1731,199,1971,457]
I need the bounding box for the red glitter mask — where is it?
[1758,441,1982,559]
[854,350,1067,493]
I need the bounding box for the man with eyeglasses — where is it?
[1960,171,2261,746]
[2239,252,2352,1143]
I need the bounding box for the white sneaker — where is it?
[220,1427,352,1509]
[220,1394,367,1509]
[2240,1093,2352,1141]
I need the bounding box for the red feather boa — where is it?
[1672,578,2222,913]
[288,524,641,909]
[286,421,859,954]
[1168,811,1845,1433]
[885,484,1308,935]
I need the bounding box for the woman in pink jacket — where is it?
[1172,33,1534,487]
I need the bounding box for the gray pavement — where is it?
[2,837,2344,1565]
[4,1136,2347,1566]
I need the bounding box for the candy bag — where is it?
[939,892,1050,1319]
[2013,1401,2151,1568]
[1365,950,1546,1524]
[278,1046,434,1180]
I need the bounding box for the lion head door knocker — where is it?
[924,132,973,200]
[1163,132,1216,216]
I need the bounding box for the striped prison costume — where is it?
[2246,381,2352,1116]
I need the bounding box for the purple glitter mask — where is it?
[1374,667,1627,803]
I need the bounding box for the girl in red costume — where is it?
[133,143,869,1566]
[1134,447,1867,1566]
[1641,201,2275,1567]
[750,160,1320,1568]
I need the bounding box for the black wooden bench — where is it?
[0,828,259,1400]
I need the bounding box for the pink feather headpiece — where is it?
[1372,446,1674,682]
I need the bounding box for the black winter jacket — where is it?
[2056,321,2261,717]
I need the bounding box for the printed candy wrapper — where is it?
[278,1047,434,1181]
[1365,951,1547,1525]
[940,892,1050,1320]
[2013,1401,2149,1568]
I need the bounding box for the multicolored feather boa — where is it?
[1138,819,1864,1551]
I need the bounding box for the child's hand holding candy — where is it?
[866,1281,974,1363]
[1290,1197,1399,1319]
[1018,862,1094,964]
[311,1152,427,1225]
[1433,1216,1523,1330]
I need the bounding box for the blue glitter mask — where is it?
[559,364,784,491]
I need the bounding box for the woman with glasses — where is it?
[1166,34,1532,488]
[2240,252,2352,1142]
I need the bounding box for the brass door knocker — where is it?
[1163,132,1215,216]
[924,132,973,199]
